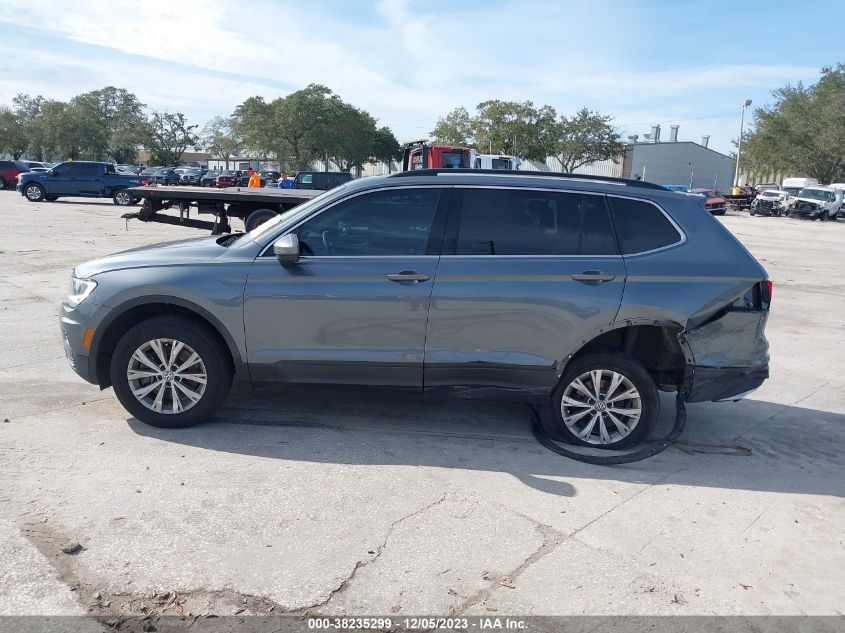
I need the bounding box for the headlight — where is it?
[67,277,97,307]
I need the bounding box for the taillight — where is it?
[765,279,773,303]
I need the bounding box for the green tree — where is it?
[232,96,277,161]
[39,100,85,160]
[0,106,28,159]
[144,111,197,165]
[371,126,402,169]
[200,116,242,169]
[74,87,146,163]
[431,107,472,146]
[745,64,845,183]
[275,84,347,170]
[12,94,46,159]
[551,107,623,173]
[470,100,556,160]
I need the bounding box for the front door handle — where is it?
[571,270,616,283]
[387,270,431,283]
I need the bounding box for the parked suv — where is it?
[62,170,771,450]
[293,171,353,190]
[0,159,30,190]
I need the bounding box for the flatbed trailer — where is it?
[127,185,322,233]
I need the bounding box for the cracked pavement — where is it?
[1,194,844,623]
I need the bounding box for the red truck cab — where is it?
[402,141,471,171]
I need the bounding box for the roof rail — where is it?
[387,169,666,190]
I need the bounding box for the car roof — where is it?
[337,169,688,205]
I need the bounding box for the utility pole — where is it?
[734,99,752,187]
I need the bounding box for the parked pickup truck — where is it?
[16,161,144,206]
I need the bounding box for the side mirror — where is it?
[273,234,301,266]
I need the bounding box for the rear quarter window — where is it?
[608,197,682,254]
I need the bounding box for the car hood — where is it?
[74,235,231,278]
[792,196,824,206]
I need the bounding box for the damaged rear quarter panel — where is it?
[681,310,769,369]
[615,196,770,391]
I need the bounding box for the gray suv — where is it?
[61,171,771,450]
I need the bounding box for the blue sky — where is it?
[1,0,843,155]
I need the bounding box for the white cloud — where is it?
[0,0,831,152]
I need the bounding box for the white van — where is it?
[470,151,521,170]
[781,177,819,199]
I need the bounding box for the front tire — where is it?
[110,316,232,428]
[24,183,45,202]
[546,352,659,450]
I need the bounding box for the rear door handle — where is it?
[387,270,431,283]
[571,270,616,283]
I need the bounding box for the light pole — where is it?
[733,99,752,187]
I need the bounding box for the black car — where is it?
[139,167,162,182]
[199,170,220,187]
[259,171,281,186]
[179,168,205,185]
[293,171,353,190]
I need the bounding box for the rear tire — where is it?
[113,190,134,206]
[545,351,659,450]
[109,316,233,428]
[245,208,277,231]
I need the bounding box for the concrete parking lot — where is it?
[0,192,843,622]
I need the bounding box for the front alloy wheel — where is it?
[24,183,44,201]
[110,316,232,428]
[127,339,208,414]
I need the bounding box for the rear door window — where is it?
[455,188,617,256]
[607,197,682,254]
[75,163,99,177]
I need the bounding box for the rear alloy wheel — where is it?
[24,183,45,202]
[547,352,659,450]
[110,316,232,428]
[245,208,277,231]
[113,190,134,206]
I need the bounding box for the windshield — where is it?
[760,190,781,197]
[441,151,467,169]
[245,185,351,243]
[800,188,834,201]
[782,187,801,196]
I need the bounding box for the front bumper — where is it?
[789,205,821,217]
[60,304,99,385]
[686,365,769,402]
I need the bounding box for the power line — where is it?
[615,111,738,127]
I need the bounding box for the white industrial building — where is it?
[521,125,736,191]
